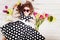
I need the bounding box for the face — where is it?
[23,7,30,16]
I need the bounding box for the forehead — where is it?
[24,7,30,9]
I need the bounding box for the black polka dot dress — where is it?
[1,12,45,40]
[1,21,45,40]
[19,12,33,22]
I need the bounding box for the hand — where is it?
[2,36,6,40]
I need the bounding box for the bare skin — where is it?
[2,36,6,40]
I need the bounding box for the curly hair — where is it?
[17,1,34,15]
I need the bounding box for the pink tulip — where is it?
[3,10,8,13]
[5,5,8,9]
[39,15,44,19]
[45,13,49,18]
[33,12,37,17]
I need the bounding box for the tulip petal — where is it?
[5,5,8,9]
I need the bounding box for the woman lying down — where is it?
[1,1,45,40]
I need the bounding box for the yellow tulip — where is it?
[7,9,13,15]
[16,0,21,5]
[13,0,21,9]
[35,13,40,19]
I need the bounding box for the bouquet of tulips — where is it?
[33,12,56,30]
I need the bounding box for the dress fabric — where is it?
[1,12,45,40]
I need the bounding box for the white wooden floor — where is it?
[0,0,60,40]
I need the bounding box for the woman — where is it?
[17,1,35,28]
[1,1,45,40]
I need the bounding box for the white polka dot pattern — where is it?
[19,12,33,22]
[1,21,45,40]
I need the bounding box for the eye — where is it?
[23,9,25,12]
[23,9,30,12]
[27,10,30,12]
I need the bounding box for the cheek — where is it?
[29,11,30,13]
[24,12,30,15]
